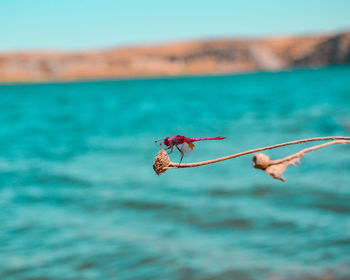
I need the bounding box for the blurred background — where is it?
[0,1,350,280]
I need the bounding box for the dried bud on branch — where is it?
[252,153,271,170]
[153,149,171,175]
[252,153,299,182]
[252,140,350,181]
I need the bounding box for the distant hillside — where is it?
[0,31,349,83]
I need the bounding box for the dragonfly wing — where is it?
[180,142,195,156]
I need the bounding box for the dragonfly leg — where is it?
[175,145,184,166]
[168,146,174,154]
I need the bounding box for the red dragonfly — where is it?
[155,135,226,163]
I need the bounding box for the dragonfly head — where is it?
[163,137,170,146]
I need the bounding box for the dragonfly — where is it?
[155,135,226,163]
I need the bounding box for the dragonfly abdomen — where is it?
[189,137,226,142]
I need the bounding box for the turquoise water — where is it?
[1,66,350,280]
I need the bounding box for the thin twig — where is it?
[271,140,350,165]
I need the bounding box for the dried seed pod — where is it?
[252,153,271,170]
[153,149,171,175]
[252,152,300,182]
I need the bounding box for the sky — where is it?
[1,0,350,52]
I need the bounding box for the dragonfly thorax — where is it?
[167,135,187,146]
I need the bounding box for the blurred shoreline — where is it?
[0,30,349,84]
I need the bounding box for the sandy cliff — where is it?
[0,31,349,82]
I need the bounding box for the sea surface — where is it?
[0,66,350,280]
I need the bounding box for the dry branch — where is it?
[153,136,350,180]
